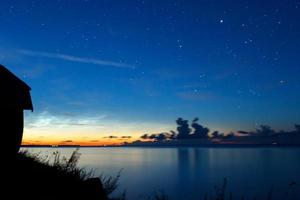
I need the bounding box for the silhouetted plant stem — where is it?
[267,186,273,200]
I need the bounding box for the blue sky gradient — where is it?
[0,0,299,144]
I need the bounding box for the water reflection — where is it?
[25,147,300,200]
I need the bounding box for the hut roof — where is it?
[0,64,33,111]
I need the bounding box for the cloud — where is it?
[140,132,171,141]
[103,136,118,139]
[121,136,132,138]
[61,140,73,143]
[17,49,134,69]
[25,111,106,129]
[90,140,100,142]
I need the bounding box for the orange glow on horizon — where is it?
[22,137,136,146]
[22,121,173,146]
[22,137,139,146]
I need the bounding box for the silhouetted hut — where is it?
[0,64,33,157]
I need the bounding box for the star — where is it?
[176,40,184,49]
[279,80,287,85]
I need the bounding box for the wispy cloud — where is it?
[17,49,134,69]
[102,135,118,139]
[61,140,73,143]
[25,111,106,129]
[121,136,132,138]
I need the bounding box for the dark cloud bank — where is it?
[128,118,300,146]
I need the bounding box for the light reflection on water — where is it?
[24,147,300,200]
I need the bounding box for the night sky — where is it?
[1,0,300,145]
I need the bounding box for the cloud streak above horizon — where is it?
[25,111,107,129]
[17,49,134,69]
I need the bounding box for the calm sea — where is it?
[24,147,300,200]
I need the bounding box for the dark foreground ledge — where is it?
[2,153,107,200]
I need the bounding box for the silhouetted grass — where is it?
[154,191,169,200]
[10,149,124,200]
[154,178,297,200]
[19,149,93,181]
